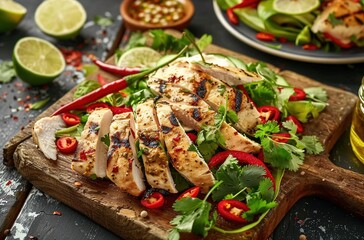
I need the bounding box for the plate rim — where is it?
[212,0,364,64]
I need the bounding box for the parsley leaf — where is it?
[0,61,16,83]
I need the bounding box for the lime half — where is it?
[0,0,27,33]
[35,0,87,40]
[117,47,162,69]
[13,37,65,85]
[273,0,320,15]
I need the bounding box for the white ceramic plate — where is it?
[213,0,364,64]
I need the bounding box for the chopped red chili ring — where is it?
[256,32,275,42]
[302,44,319,50]
[110,106,132,115]
[285,115,304,134]
[62,112,81,126]
[140,192,165,209]
[208,150,275,188]
[56,137,78,154]
[323,32,354,49]
[177,186,201,200]
[86,102,110,113]
[217,199,249,223]
[226,8,239,25]
[257,106,281,123]
[272,132,291,143]
[289,88,306,101]
[187,132,197,143]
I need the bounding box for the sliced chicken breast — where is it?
[106,112,145,197]
[312,0,364,45]
[191,62,262,86]
[148,61,261,135]
[135,99,178,193]
[72,108,113,178]
[32,115,66,160]
[149,82,261,153]
[155,101,215,193]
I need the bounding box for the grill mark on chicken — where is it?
[161,125,172,133]
[192,108,202,121]
[139,134,160,148]
[169,112,179,126]
[196,79,208,98]
[89,123,100,134]
[235,89,243,112]
[159,82,166,93]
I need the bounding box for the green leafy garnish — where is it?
[328,13,343,26]
[101,133,110,147]
[0,61,16,83]
[94,15,113,27]
[169,181,222,240]
[74,80,101,99]
[55,124,84,138]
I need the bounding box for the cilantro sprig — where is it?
[255,121,324,171]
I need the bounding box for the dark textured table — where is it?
[1,1,364,240]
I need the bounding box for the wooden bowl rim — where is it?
[120,0,195,31]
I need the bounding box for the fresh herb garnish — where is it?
[0,61,16,83]
[101,133,110,147]
[93,15,113,27]
[30,97,50,110]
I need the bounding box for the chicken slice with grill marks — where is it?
[32,115,66,160]
[190,62,262,86]
[312,0,364,46]
[135,99,177,193]
[155,101,215,193]
[72,108,113,178]
[148,61,260,136]
[106,112,145,197]
[148,82,261,154]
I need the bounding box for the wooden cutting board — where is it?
[4,40,364,240]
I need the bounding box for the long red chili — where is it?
[89,54,141,76]
[208,150,275,188]
[52,46,188,116]
[226,0,259,25]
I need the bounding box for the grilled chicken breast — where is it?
[135,99,178,193]
[149,61,261,135]
[72,108,113,178]
[106,112,145,196]
[149,82,261,153]
[155,101,215,193]
[32,115,66,160]
[312,0,364,45]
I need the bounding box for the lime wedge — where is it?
[273,0,320,15]
[0,0,27,33]
[13,37,66,85]
[35,0,87,40]
[117,47,162,69]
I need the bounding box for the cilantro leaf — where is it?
[93,15,113,27]
[243,191,277,221]
[0,61,16,83]
[328,13,343,26]
[300,135,324,154]
[212,157,266,201]
[101,133,110,147]
[304,87,328,102]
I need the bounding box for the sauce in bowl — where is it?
[128,0,186,26]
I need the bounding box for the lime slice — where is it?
[117,47,162,69]
[0,0,27,33]
[13,37,66,85]
[35,0,87,40]
[273,0,320,15]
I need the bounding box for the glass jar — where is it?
[350,77,364,164]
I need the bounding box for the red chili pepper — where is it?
[61,112,81,126]
[110,106,132,115]
[89,54,141,76]
[97,73,108,86]
[52,46,188,116]
[187,132,197,143]
[56,137,78,154]
[278,37,288,43]
[302,43,319,50]
[217,199,249,223]
[323,32,354,49]
[256,32,276,42]
[177,186,201,200]
[289,88,306,101]
[230,0,260,10]
[86,102,110,113]
[226,8,239,25]
[257,106,280,123]
[208,150,275,187]
[272,132,290,143]
[141,192,165,209]
[285,115,304,134]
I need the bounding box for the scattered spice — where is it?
[5,180,12,186]
[140,210,148,218]
[299,234,307,240]
[3,228,10,236]
[53,211,62,216]
[74,181,82,187]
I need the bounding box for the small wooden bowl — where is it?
[120,0,194,31]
